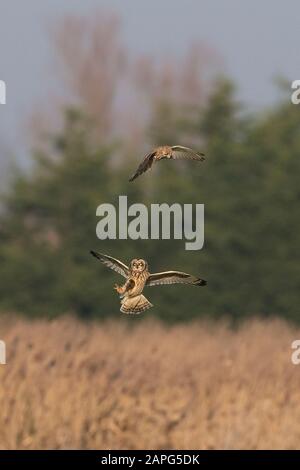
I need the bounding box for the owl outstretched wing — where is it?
[129,152,156,182]
[90,251,129,278]
[147,270,207,287]
[171,146,205,161]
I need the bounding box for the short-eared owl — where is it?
[129,145,205,182]
[90,251,207,315]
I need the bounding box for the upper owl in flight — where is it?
[129,145,205,182]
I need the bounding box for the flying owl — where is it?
[129,145,205,182]
[90,250,207,314]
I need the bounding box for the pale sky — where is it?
[0,0,299,166]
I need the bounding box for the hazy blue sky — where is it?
[0,0,298,162]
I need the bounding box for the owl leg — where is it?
[114,284,126,296]
[114,279,135,297]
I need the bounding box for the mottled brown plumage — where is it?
[90,251,207,314]
[129,145,205,182]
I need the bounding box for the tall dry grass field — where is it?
[0,316,299,449]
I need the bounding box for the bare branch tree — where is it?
[54,10,126,140]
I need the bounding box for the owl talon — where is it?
[114,284,124,295]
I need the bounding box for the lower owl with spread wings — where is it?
[90,251,207,314]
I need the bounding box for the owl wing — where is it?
[129,152,156,182]
[147,270,207,287]
[171,145,205,161]
[90,251,129,278]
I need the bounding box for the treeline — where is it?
[0,76,298,323]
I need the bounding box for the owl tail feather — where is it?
[120,295,153,315]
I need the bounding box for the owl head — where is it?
[157,145,171,159]
[161,146,171,156]
[130,258,148,274]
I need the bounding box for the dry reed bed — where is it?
[0,316,299,449]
